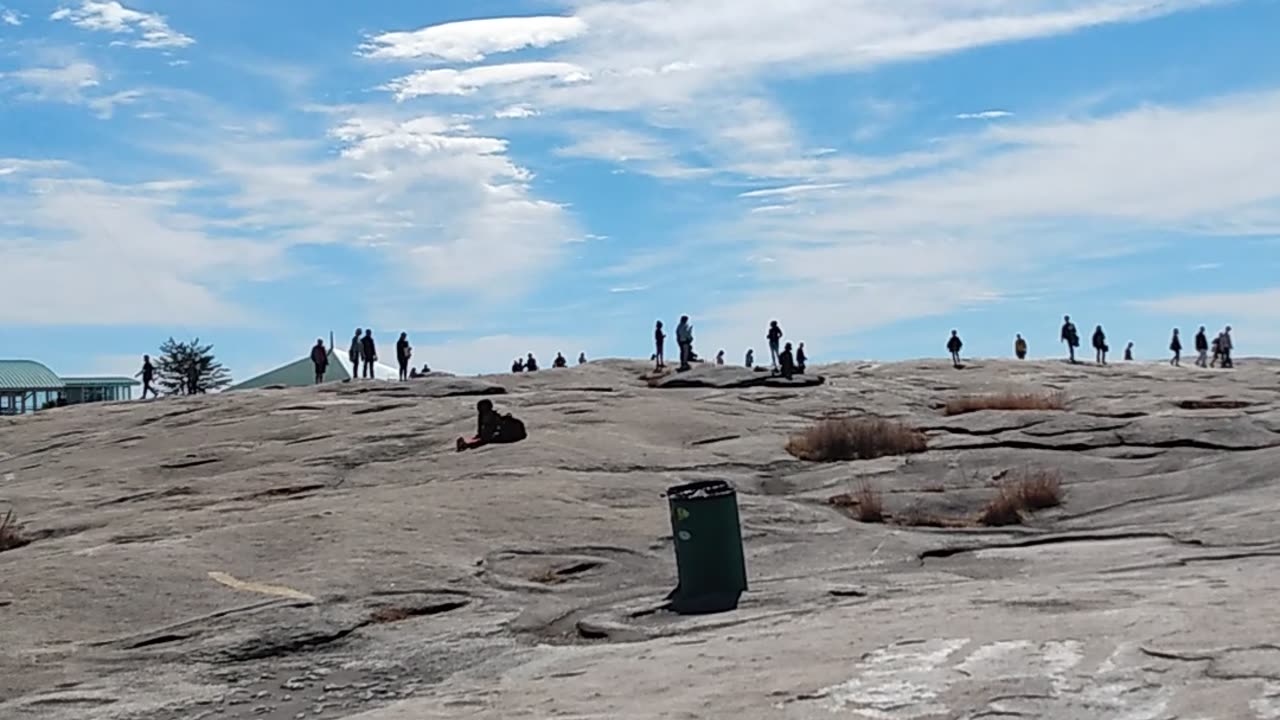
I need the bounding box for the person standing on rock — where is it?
[360,329,377,379]
[396,332,412,381]
[1169,329,1182,366]
[137,354,158,399]
[1092,325,1108,365]
[767,321,784,369]
[796,343,807,374]
[946,330,963,369]
[349,329,364,380]
[1123,342,1134,361]
[1221,326,1235,368]
[676,315,694,372]
[1061,316,1080,363]
[1014,334,1028,360]
[310,339,329,384]
[745,348,754,368]
[654,321,666,370]
[1195,326,1209,367]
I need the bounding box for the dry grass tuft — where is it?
[0,509,31,553]
[787,418,927,462]
[369,607,414,624]
[828,483,885,523]
[1012,468,1064,511]
[977,488,1026,527]
[943,391,1067,416]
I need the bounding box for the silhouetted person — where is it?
[1211,333,1223,367]
[1221,326,1234,368]
[654,321,666,370]
[526,353,539,372]
[1121,342,1132,361]
[1014,334,1027,360]
[410,367,421,379]
[766,321,784,369]
[578,352,587,365]
[676,315,694,372]
[946,330,963,368]
[512,358,524,373]
[1061,315,1080,363]
[395,333,412,381]
[777,342,797,379]
[1092,325,1108,364]
[361,329,377,378]
[796,343,807,374]
[421,362,430,373]
[1169,329,1181,366]
[311,339,328,384]
[1195,326,1209,367]
[553,352,568,368]
[745,348,754,368]
[137,355,157,399]
[456,399,527,451]
[349,328,363,380]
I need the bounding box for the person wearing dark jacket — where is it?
[767,321,784,369]
[456,399,527,451]
[349,328,363,380]
[1169,329,1182,366]
[360,329,377,378]
[947,330,963,368]
[654,321,666,370]
[1123,342,1134,361]
[310,339,329,384]
[553,352,568,368]
[512,358,524,373]
[1061,316,1080,363]
[1092,325,1108,365]
[1014,334,1028,360]
[526,353,539,372]
[137,354,158,399]
[1195,326,1209,367]
[777,342,797,379]
[796,343,807,374]
[395,333,412,381]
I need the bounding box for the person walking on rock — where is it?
[310,339,329,384]
[1169,329,1182,366]
[349,328,363,380]
[137,354,158,399]
[396,332,412,381]
[676,315,694,372]
[1211,333,1223,367]
[946,330,963,369]
[767,321,784,369]
[654,321,666,370]
[1092,325,1108,365]
[1195,326,1209,367]
[1061,316,1080,363]
[715,350,725,365]
[1220,326,1234,368]
[360,329,377,379]
[1014,334,1027,360]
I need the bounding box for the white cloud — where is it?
[1,6,22,25]
[956,110,1014,120]
[495,104,539,119]
[739,183,845,199]
[1133,288,1280,321]
[2,62,101,102]
[555,127,705,178]
[87,89,144,118]
[360,16,588,62]
[51,1,193,49]
[384,61,590,100]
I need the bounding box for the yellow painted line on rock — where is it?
[207,571,315,601]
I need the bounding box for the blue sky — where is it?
[2,0,1280,380]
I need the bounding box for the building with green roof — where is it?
[0,360,140,415]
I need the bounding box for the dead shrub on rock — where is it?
[944,391,1067,416]
[788,418,927,462]
[1011,467,1064,511]
[0,509,30,553]
[829,483,885,523]
[978,488,1026,527]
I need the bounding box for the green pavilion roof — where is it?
[0,360,66,391]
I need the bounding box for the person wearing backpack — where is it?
[456,399,527,451]
[1014,334,1027,360]
[1091,325,1108,365]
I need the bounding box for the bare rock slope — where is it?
[3,359,1280,719]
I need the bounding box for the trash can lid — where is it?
[667,479,735,500]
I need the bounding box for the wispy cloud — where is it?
[51,1,193,49]
[2,62,101,102]
[1,5,22,25]
[360,16,588,62]
[955,110,1014,120]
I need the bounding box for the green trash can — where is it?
[665,480,748,615]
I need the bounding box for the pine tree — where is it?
[155,337,232,395]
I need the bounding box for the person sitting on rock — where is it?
[1124,341,1134,362]
[1061,315,1080,363]
[456,399,527,452]
[553,352,568,369]
[1168,329,1181,366]
[1092,325,1108,365]
[777,342,797,380]
[578,352,587,365]
[796,343,807,374]
[947,330,963,368]
[410,367,422,379]
[715,350,725,365]
[526,353,539,372]
[512,358,524,373]
[1014,334,1027,360]
[745,348,754,368]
